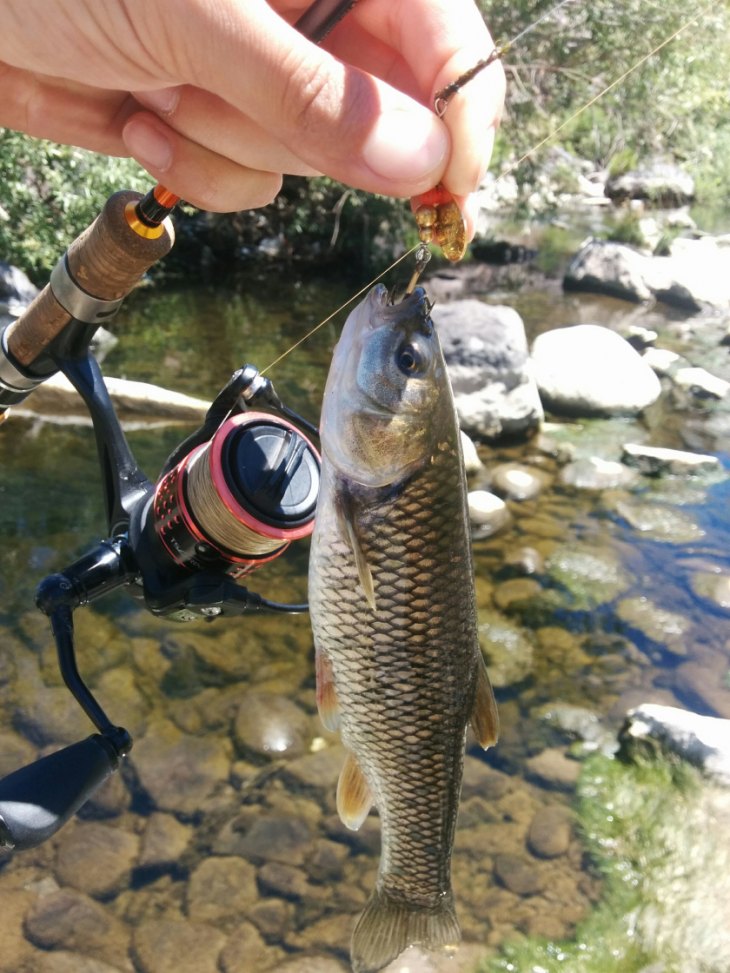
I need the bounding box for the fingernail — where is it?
[123,118,173,172]
[362,109,448,183]
[134,87,180,115]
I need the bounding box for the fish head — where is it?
[321,284,449,488]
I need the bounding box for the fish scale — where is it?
[309,284,498,973]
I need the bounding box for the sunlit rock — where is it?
[622,442,722,476]
[604,161,695,206]
[490,462,547,500]
[531,324,661,417]
[467,489,510,534]
[621,704,730,785]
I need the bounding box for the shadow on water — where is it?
[0,256,729,971]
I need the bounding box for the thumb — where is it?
[170,0,451,197]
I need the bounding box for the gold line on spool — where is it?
[185,446,284,559]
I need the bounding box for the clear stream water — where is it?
[0,251,729,972]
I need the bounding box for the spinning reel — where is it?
[0,188,320,852]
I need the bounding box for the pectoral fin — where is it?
[337,750,373,831]
[471,657,499,749]
[336,492,376,611]
[315,648,340,732]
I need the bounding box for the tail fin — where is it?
[351,886,460,973]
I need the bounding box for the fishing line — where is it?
[260,245,420,374]
[262,1,714,375]
[498,3,715,179]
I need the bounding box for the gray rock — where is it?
[621,704,730,784]
[0,260,38,315]
[234,692,312,759]
[54,822,140,898]
[564,236,730,310]
[531,324,661,416]
[432,300,543,440]
[642,347,681,375]
[605,162,695,205]
[622,442,721,476]
[133,919,226,973]
[526,804,573,858]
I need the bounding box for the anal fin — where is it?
[471,656,499,749]
[337,750,373,831]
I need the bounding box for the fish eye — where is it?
[396,341,425,376]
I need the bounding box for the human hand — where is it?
[0,0,504,230]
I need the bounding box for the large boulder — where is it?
[564,237,730,310]
[604,161,695,206]
[531,324,662,417]
[432,299,543,441]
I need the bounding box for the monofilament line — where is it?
[261,245,419,374]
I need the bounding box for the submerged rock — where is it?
[560,456,638,490]
[432,299,543,441]
[527,804,573,859]
[468,490,510,534]
[490,463,547,501]
[531,324,661,417]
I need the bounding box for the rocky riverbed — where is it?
[1,191,730,971]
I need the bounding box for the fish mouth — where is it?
[371,284,434,339]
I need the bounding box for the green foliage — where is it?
[0,130,150,281]
[480,0,730,204]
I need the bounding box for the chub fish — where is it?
[308,284,499,973]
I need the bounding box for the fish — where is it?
[308,283,499,973]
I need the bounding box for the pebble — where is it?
[460,430,483,474]
[138,812,194,869]
[269,957,347,973]
[493,853,546,896]
[502,546,544,576]
[133,918,226,973]
[622,442,721,476]
[527,805,573,858]
[467,490,510,534]
[34,953,128,973]
[24,888,130,968]
[54,822,140,898]
[492,577,543,612]
[130,718,232,815]
[219,922,286,973]
[186,856,259,923]
[236,814,313,866]
[247,897,296,940]
[490,463,546,501]
[0,886,36,971]
[642,346,681,375]
[525,748,581,791]
[234,692,312,759]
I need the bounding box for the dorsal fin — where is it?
[471,656,499,749]
[337,750,373,831]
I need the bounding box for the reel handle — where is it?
[0,735,121,851]
[3,189,175,370]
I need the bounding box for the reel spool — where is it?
[153,411,320,580]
